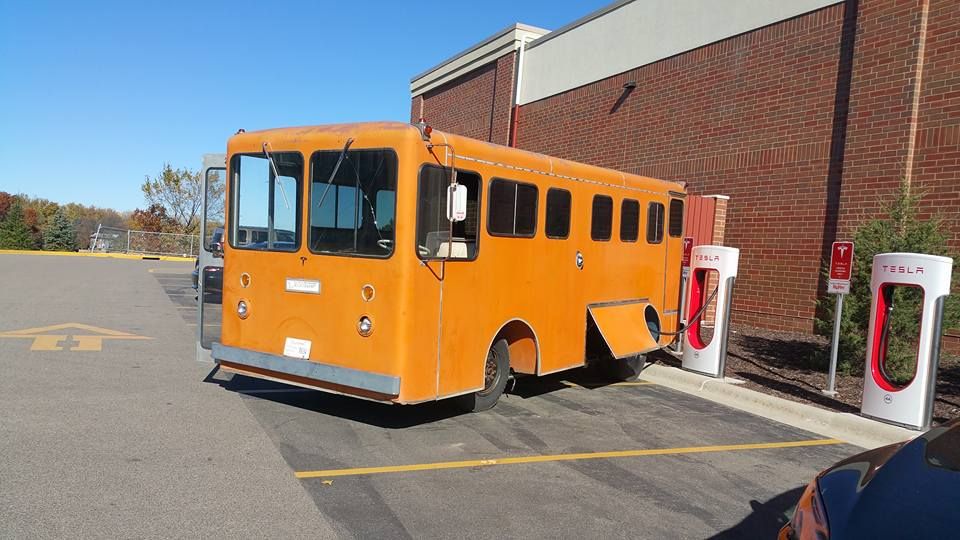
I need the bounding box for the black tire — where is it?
[454,339,510,412]
[600,354,646,382]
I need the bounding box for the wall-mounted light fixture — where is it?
[611,81,637,113]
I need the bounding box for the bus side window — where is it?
[647,202,665,244]
[488,178,538,238]
[668,199,684,237]
[416,165,481,259]
[591,195,613,241]
[545,188,571,239]
[620,199,639,242]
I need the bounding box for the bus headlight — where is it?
[357,316,373,337]
[237,300,249,319]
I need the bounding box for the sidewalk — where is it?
[641,361,917,449]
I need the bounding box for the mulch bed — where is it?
[651,325,960,427]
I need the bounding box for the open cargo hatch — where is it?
[587,300,663,359]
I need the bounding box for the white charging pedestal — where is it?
[861,253,954,430]
[681,246,740,377]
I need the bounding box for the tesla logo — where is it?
[881,265,924,275]
[695,254,720,262]
[837,245,849,258]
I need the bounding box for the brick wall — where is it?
[842,0,960,348]
[909,0,960,347]
[417,52,516,145]
[410,0,960,348]
[517,4,850,333]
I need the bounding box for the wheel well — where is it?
[492,320,539,375]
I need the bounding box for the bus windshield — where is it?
[230,152,302,252]
[309,148,398,257]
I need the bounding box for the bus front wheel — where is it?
[455,339,510,412]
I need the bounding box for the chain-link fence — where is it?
[89,225,200,258]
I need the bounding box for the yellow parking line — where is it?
[294,438,843,479]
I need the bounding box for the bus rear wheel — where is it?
[454,339,510,412]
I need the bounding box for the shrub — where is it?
[815,181,959,378]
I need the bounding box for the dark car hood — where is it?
[818,421,960,539]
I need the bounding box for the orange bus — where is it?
[211,122,686,411]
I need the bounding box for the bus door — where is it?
[662,194,686,330]
[196,153,226,362]
[414,163,485,398]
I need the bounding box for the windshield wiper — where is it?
[262,142,290,210]
[315,138,355,212]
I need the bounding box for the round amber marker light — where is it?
[240,273,251,288]
[361,284,375,302]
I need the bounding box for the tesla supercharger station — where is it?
[861,253,954,430]
[682,246,740,377]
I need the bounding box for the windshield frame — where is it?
[228,150,305,253]
[306,147,399,260]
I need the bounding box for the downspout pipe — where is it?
[508,37,529,148]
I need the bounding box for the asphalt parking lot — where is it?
[0,253,862,539]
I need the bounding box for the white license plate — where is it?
[285,278,321,294]
[283,337,312,360]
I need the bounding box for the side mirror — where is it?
[446,184,467,222]
[211,241,224,259]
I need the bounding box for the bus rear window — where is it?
[620,199,639,242]
[488,179,537,237]
[591,195,613,241]
[230,153,302,252]
[309,149,397,258]
[545,188,571,239]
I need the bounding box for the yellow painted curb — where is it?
[0,249,195,262]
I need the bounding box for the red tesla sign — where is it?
[830,242,854,280]
[682,237,694,268]
[828,241,854,294]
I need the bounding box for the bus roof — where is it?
[231,121,685,195]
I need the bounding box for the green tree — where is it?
[0,200,34,250]
[816,181,959,377]
[42,208,78,251]
[141,164,203,234]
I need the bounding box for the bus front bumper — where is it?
[211,343,401,397]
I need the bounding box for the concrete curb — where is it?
[641,363,918,449]
[0,249,195,262]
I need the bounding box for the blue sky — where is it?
[0,0,608,211]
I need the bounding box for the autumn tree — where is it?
[0,192,14,221]
[141,164,203,234]
[22,206,44,249]
[62,202,129,249]
[129,204,178,233]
